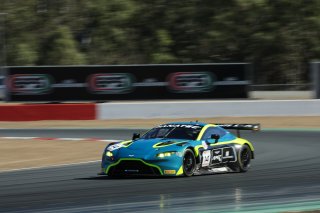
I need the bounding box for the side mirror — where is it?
[132,133,140,140]
[211,134,220,143]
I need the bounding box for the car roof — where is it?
[165,121,208,127]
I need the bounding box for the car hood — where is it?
[127,138,187,150]
[116,138,189,158]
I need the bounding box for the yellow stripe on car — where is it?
[120,140,133,147]
[176,166,183,176]
[196,124,217,141]
[152,141,186,148]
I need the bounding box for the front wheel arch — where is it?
[186,146,200,164]
[182,148,196,177]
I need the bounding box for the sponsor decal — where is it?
[210,147,236,164]
[88,73,135,94]
[212,148,222,164]
[107,143,124,151]
[167,72,214,93]
[158,124,202,129]
[213,155,222,162]
[164,170,176,175]
[7,74,53,95]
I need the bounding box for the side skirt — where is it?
[194,166,234,175]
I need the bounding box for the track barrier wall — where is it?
[0,104,95,121]
[97,100,320,119]
[0,100,320,121]
[5,63,250,102]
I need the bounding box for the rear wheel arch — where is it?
[230,144,252,172]
[243,143,254,159]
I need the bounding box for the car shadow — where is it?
[74,172,233,181]
[75,175,183,181]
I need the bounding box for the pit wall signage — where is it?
[168,72,215,93]
[88,73,135,94]
[5,63,251,101]
[7,74,53,95]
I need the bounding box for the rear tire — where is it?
[229,145,252,173]
[183,149,196,177]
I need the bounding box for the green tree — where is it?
[151,29,176,63]
[8,43,38,66]
[41,26,86,65]
[2,0,320,85]
[84,0,142,64]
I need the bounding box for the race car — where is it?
[100,122,259,177]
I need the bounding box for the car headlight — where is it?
[106,151,113,157]
[156,151,177,158]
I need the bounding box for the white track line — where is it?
[56,138,85,141]
[1,136,37,140]
[0,160,101,174]
[0,136,120,142]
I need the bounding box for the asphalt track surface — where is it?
[1,129,320,212]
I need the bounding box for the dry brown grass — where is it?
[0,139,107,172]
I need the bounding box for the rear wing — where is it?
[215,123,260,137]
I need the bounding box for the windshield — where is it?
[141,124,202,140]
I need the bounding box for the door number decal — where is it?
[202,150,211,167]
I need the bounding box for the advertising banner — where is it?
[6,63,251,101]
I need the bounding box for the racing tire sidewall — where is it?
[182,149,196,177]
[238,145,252,172]
[229,145,252,173]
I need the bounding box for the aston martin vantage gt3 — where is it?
[100,122,259,177]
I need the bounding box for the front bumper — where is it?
[101,158,182,176]
[107,158,162,176]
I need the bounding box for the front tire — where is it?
[183,149,196,177]
[229,145,252,172]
